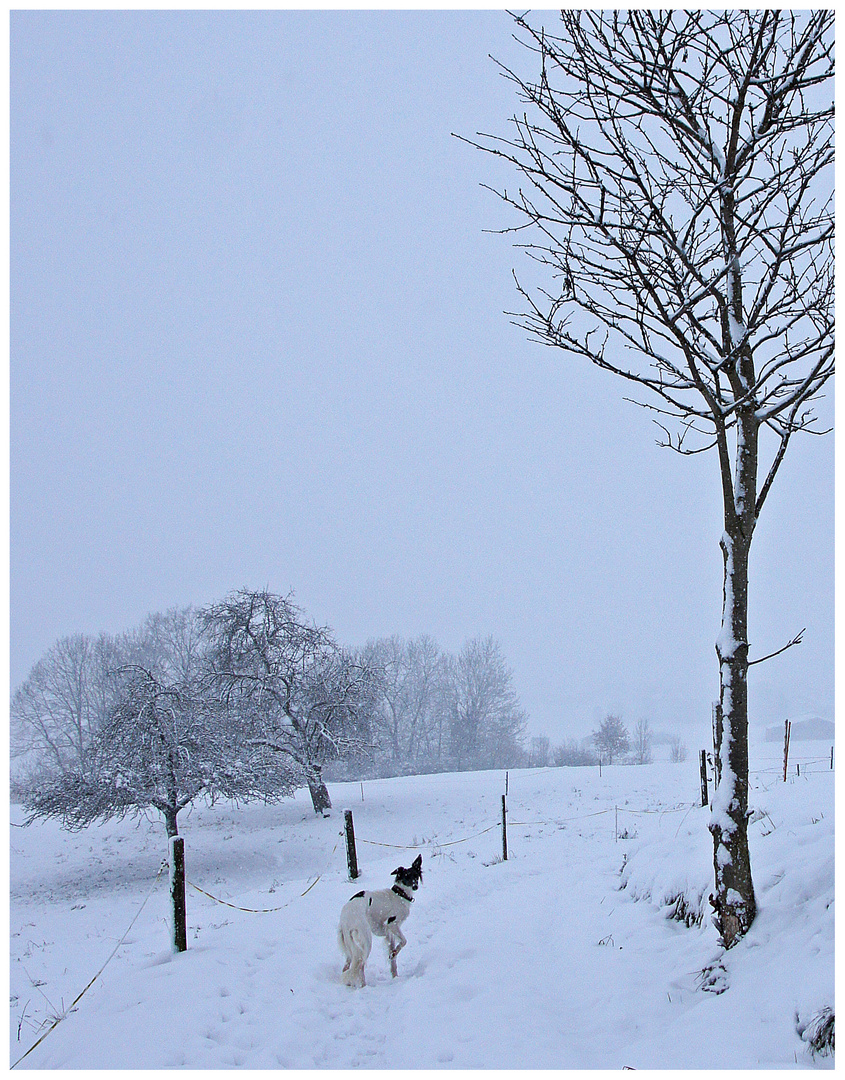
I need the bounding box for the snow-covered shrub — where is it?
[666,892,703,928]
[798,1007,834,1058]
[618,807,712,928]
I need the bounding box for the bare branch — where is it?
[748,628,805,667]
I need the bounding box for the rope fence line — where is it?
[12,859,169,1070]
[753,761,831,773]
[188,839,341,913]
[353,801,700,853]
[187,881,299,913]
[357,823,501,850]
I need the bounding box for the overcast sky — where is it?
[10,10,834,743]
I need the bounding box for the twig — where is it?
[748,628,805,666]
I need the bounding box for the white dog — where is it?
[338,855,423,987]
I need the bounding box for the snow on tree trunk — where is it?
[306,764,331,815]
[709,488,757,947]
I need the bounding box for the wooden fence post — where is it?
[699,750,709,807]
[344,809,360,881]
[783,719,792,782]
[169,836,187,953]
[501,795,508,862]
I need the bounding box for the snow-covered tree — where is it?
[11,609,206,797]
[361,634,445,772]
[669,736,688,764]
[203,589,378,814]
[444,636,527,771]
[592,715,630,765]
[529,735,551,768]
[12,632,128,783]
[633,719,654,765]
[23,666,291,838]
[141,605,207,685]
[476,10,833,947]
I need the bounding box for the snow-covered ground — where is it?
[10,740,834,1069]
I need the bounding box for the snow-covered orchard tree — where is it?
[475,10,833,948]
[11,608,207,797]
[23,666,290,838]
[203,589,379,814]
[592,715,630,765]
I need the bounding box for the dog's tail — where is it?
[339,924,371,987]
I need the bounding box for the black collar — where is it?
[392,884,414,902]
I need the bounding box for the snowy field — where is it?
[10,740,834,1069]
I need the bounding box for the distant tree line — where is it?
[11,589,528,835]
[532,717,688,769]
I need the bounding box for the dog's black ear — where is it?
[413,854,422,869]
[391,866,403,877]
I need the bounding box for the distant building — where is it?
[764,717,834,742]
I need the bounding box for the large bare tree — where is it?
[203,589,377,814]
[361,634,444,770]
[474,10,833,947]
[444,635,527,771]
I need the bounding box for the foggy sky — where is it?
[10,10,834,743]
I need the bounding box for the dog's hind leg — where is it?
[341,923,371,988]
[338,928,352,974]
[387,926,407,977]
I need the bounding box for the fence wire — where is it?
[12,860,168,1069]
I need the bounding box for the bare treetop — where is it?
[481,10,833,490]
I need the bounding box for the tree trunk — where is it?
[709,521,757,948]
[306,764,331,815]
[163,805,179,839]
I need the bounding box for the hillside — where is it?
[10,742,833,1069]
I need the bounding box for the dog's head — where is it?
[392,854,423,892]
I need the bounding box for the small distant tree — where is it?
[530,735,551,768]
[553,739,599,767]
[592,715,630,765]
[141,605,207,684]
[361,634,443,772]
[11,633,122,781]
[669,736,688,764]
[633,719,654,765]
